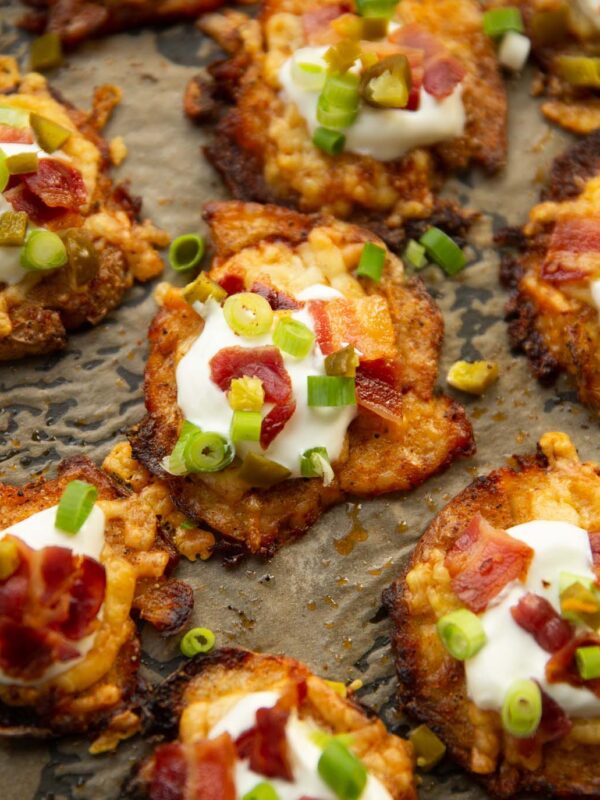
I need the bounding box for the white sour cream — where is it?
[0,503,106,686]
[465,520,600,718]
[176,285,358,477]
[279,46,466,162]
[208,691,392,800]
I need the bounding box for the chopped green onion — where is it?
[228,376,265,412]
[324,345,359,378]
[560,579,600,626]
[555,55,600,88]
[419,227,466,276]
[313,127,346,156]
[30,32,63,71]
[165,420,199,476]
[6,151,39,175]
[356,241,386,282]
[0,106,30,128]
[409,725,446,771]
[300,447,334,485]
[0,539,20,581]
[576,646,600,680]
[356,0,399,19]
[180,626,216,657]
[482,7,524,38]
[242,783,281,800]
[501,679,542,738]
[30,113,71,153]
[183,272,227,305]
[55,480,98,535]
[291,60,326,91]
[318,739,367,800]
[184,430,234,473]
[20,229,67,272]
[0,211,28,246]
[179,520,195,530]
[559,572,595,594]
[223,292,274,337]
[169,233,205,272]
[307,375,356,407]
[238,452,292,489]
[437,608,486,660]
[230,410,262,443]
[272,317,315,358]
[321,73,361,110]
[404,239,427,269]
[0,151,8,193]
[317,95,358,130]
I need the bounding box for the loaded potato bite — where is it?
[189,0,507,244]
[503,131,600,412]
[386,432,600,798]
[129,201,474,556]
[126,648,417,800]
[0,456,192,743]
[0,58,167,361]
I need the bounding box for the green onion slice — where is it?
[307,375,356,407]
[555,55,600,88]
[482,7,524,38]
[0,151,8,193]
[321,73,361,110]
[300,447,334,485]
[0,211,28,246]
[184,431,234,473]
[164,420,199,476]
[223,292,274,337]
[30,32,63,71]
[238,452,292,489]
[324,345,359,378]
[318,739,367,800]
[20,229,68,272]
[317,96,358,130]
[404,239,427,269]
[313,127,346,156]
[242,782,281,800]
[437,608,486,660]
[356,0,399,19]
[30,113,71,153]
[419,227,466,276]
[356,241,386,282]
[55,480,98,535]
[0,539,20,581]
[291,60,326,91]
[6,151,39,175]
[501,679,542,738]
[576,646,600,680]
[231,410,262,443]
[169,233,205,272]
[272,317,315,358]
[180,626,216,657]
[0,106,30,128]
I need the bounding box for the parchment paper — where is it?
[0,2,597,797]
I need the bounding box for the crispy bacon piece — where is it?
[250,281,301,311]
[150,743,188,800]
[0,534,105,681]
[261,400,296,449]
[546,632,600,696]
[390,24,465,100]
[210,346,292,404]
[236,704,293,781]
[0,124,34,144]
[23,158,87,209]
[541,218,600,284]
[218,272,246,297]
[355,359,403,423]
[511,593,573,653]
[445,513,534,613]
[303,4,349,44]
[4,182,83,229]
[189,734,237,800]
[308,296,396,361]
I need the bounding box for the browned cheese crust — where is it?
[126,648,417,800]
[129,200,474,556]
[0,455,192,744]
[0,58,168,361]
[189,0,506,246]
[502,131,600,412]
[385,432,600,798]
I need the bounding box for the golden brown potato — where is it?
[0,455,192,743]
[0,58,168,361]
[189,0,506,247]
[126,648,417,800]
[386,432,600,798]
[502,131,600,413]
[129,200,474,556]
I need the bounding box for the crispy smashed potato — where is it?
[126,648,416,800]
[386,432,600,798]
[129,201,474,556]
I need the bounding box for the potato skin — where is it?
[385,432,600,798]
[126,648,417,800]
[129,200,474,555]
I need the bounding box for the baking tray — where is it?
[0,2,597,797]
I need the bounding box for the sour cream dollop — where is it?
[465,520,600,718]
[208,691,393,800]
[176,284,358,477]
[279,46,466,162]
[0,503,106,686]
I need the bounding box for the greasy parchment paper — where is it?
[0,2,598,797]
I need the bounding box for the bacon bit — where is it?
[355,360,403,423]
[261,400,296,449]
[303,5,350,44]
[541,218,600,284]
[389,24,465,100]
[236,704,293,781]
[188,734,237,800]
[150,743,188,800]
[308,297,396,361]
[511,593,573,653]
[250,281,301,311]
[516,686,572,757]
[445,514,534,613]
[5,182,83,229]
[389,24,443,59]
[0,535,105,681]
[0,124,33,144]
[218,273,245,297]
[23,158,87,209]
[546,632,600,695]
[210,347,292,404]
